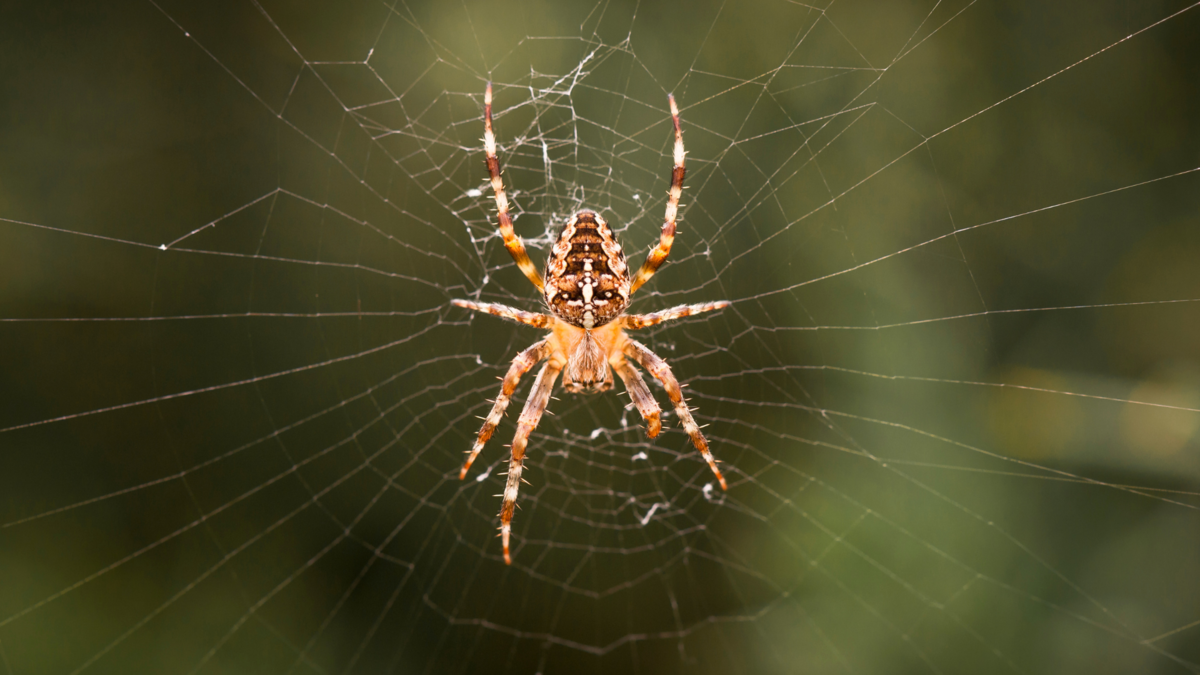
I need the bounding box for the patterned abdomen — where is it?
[544,211,631,329]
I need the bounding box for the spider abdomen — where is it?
[544,211,631,329]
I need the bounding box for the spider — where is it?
[453,83,731,564]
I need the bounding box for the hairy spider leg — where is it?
[460,339,550,479]
[629,94,686,294]
[500,360,563,564]
[612,356,662,438]
[622,301,730,330]
[484,83,544,292]
[624,339,727,490]
[452,299,550,328]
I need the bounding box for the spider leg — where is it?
[484,83,544,293]
[629,94,685,295]
[500,359,562,565]
[622,301,730,330]
[612,356,662,438]
[461,339,551,480]
[623,339,727,491]
[452,299,550,328]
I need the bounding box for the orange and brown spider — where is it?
[454,83,730,564]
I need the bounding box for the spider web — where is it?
[2,0,1199,673]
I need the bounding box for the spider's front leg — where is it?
[624,339,727,490]
[460,339,550,479]
[500,360,562,565]
[612,356,661,438]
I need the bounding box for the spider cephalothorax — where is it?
[453,83,731,564]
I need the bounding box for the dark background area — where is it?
[1,1,1198,673]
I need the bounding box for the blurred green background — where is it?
[1,0,1198,673]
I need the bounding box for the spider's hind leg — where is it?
[483,83,544,293]
[629,94,686,295]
